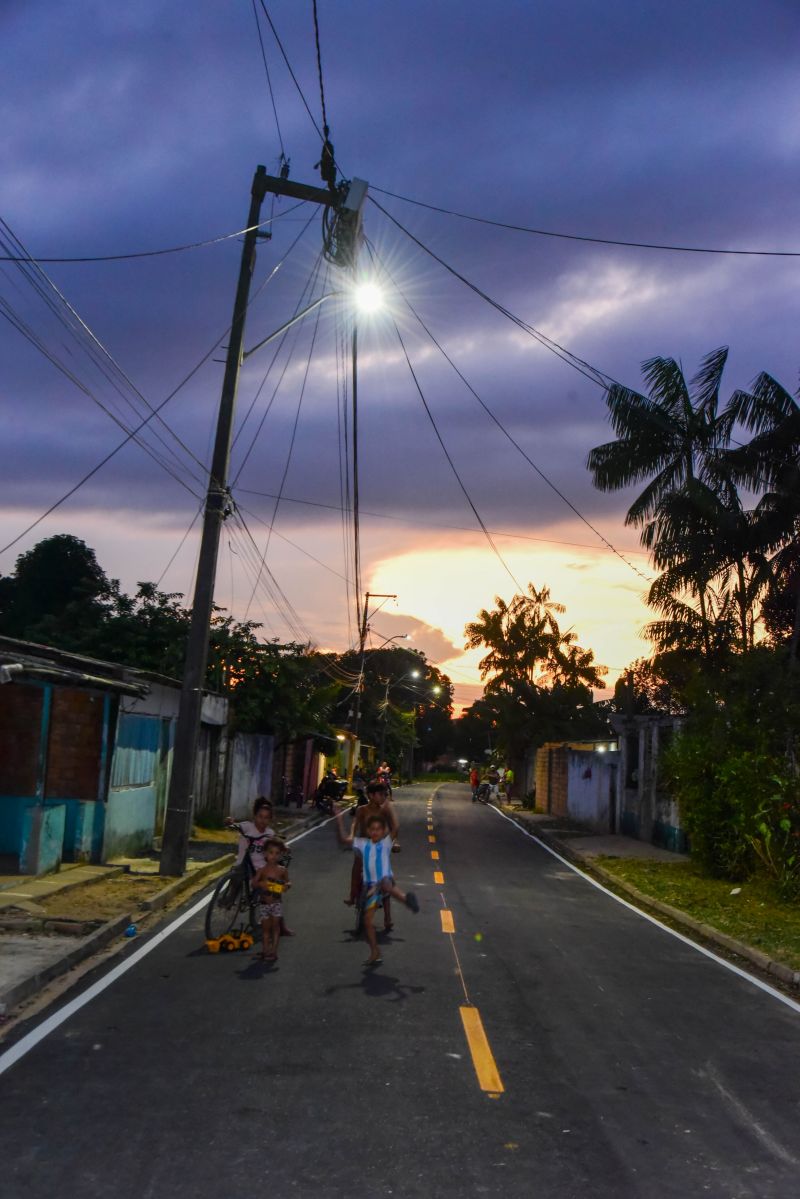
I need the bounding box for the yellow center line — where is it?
[460,1006,505,1094]
[440,909,455,934]
[428,835,436,843]
[431,850,440,860]
[433,870,445,884]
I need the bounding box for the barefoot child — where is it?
[251,839,290,961]
[334,807,419,966]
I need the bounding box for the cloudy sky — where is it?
[2,1,799,708]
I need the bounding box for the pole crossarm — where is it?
[261,173,341,208]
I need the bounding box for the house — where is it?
[0,636,229,875]
[531,739,620,831]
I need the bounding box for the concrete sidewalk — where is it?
[501,806,687,862]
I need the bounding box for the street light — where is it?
[377,670,440,759]
[369,631,412,651]
[243,282,385,360]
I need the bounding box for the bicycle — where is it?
[205,825,291,952]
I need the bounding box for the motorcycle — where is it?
[312,775,347,815]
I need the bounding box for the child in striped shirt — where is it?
[334,807,419,966]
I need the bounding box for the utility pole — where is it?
[160,166,369,876]
[347,591,395,784]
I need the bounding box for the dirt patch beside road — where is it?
[33,873,174,922]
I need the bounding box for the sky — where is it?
[2,0,799,711]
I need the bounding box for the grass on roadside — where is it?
[597,857,800,972]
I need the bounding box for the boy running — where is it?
[251,839,290,962]
[334,806,419,966]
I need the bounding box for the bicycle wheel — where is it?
[205,873,255,941]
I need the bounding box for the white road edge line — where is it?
[488,803,800,1017]
[0,812,340,1077]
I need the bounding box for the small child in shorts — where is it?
[251,839,290,962]
[334,807,419,967]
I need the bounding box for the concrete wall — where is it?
[20,801,66,875]
[103,785,157,859]
[227,733,274,819]
[62,799,105,862]
[565,749,619,831]
[613,715,687,852]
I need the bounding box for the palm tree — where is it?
[646,475,771,651]
[725,372,800,658]
[464,584,565,687]
[588,348,735,655]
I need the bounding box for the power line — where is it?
[234,499,351,583]
[371,185,800,259]
[369,197,615,390]
[231,238,323,476]
[0,292,203,501]
[243,265,327,618]
[311,0,330,135]
[234,487,650,556]
[390,316,525,594]
[156,503,204,588]
[251,0,285,157]
[0,203,307,264]
[0,218,211,484]
[256,1,326,144]
[0,217,314,558]
[364,239,651,584]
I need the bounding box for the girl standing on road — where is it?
[225,798,294,937]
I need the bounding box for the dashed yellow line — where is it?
[431,850,440,860]
[460,1006,505,1094]
[440,909,455,934]
[434,870,445,884]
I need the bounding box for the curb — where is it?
[0,854,237,1018]
[0,912,132,1015]
[139,853,235,913]
[505,812,800,991]
[0,864,127,907]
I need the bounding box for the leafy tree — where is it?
[662,648,800,894]
[331,646,453,768]
[725,371,800,658]
[587,350,735,655]
[0,534,117,649]
[464,583,607,768]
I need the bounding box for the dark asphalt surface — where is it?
[1,782,799,1198]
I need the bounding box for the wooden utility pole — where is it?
[160,166,367,876]
[347,591,395,785]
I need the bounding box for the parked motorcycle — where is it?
[312,774,347,815]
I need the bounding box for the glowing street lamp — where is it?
[243,282,385,361]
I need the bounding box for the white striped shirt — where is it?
[353,834,394,884]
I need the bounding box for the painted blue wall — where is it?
[103,786,157,859]
[20,801,66,875]
[0,798,25,855]
[62,799,106,863]
[103,713,161,859]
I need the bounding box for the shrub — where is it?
[662,648,800,896]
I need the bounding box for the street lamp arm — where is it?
[243,292,341,360]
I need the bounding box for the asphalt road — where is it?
[1,782,799,1198]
